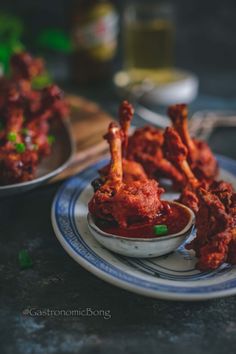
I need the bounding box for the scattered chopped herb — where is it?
[21,128,29,135]
[15,142,26,153]
[153,224,168,236]
[32,73,52,90]
[7,131,17,142]
[47,135,56,145]
[18,249,33,269]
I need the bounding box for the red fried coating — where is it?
[4,89,24,141]
[163,127,199,188]
[197,230,232,270]
[163,127,236,219]
[89,122,164,228]
[168,104,218,181]
[178,188,199,214]
[208,180,234,210]
[127,126,185,188]
[186,188,236,270]
[163,127,214,213]
[0,52,68,185]
[10,52,44,80]
[196,189,230,240]
[0,150,38,184]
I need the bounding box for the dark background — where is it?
[1,0,236,67]
[0,0,236,96]
[1,2,236,354]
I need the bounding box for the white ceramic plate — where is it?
[51,155,236,301]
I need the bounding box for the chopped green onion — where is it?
[21,128,29,135]
[18,249,33,269]
[7,131,17,142]
[32,73,52,90]
[153,224,168,236]
[15,142,26,153]
[47,135,55,145]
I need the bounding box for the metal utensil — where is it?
[135,104,170,128]
[190,111,236,140]
[135,105,236,140]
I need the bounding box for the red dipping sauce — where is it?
[95,202,191,239]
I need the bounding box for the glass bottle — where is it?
[71,0,119,84]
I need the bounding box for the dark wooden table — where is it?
[1,82,236,354]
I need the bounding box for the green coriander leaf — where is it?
[21,128,29,135]
[15,142,26,153]
[153,224,168,236]
[7,131,17,142]
[18,249,33,269]
[47,135,56,145]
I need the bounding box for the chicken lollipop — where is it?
[0,52,69,185]
[186,188,236,270]
[168,104,218,181]
[94,101,147,191]
[10,52,44,81]
[163,127,235,215]
[163,127,200,213]
[0,89,38,184]
[89,123,164,228]
[127,125,184,189]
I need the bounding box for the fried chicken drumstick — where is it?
[186,188,236,270]
[119,101,187,188]
[98,101,218,192]
[168,104,218,181]
[163,126,236,269]
[91,100,236,271]
[89,123,164,228]
[93,101,147,191]
[0,52,68,185]
[163,127,200,213]
[127,125,185,188]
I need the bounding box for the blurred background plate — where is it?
[0,119,74,197]
[113,69,199,105]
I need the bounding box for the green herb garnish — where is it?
[18,249,33,269]
[153,224,168,236]
[47,135,55,145]
[7,131,17,142]
[15,142,26,153]
[21,128,29,135]
[31,73,52,90]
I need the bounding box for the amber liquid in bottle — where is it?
[124,15,175,84]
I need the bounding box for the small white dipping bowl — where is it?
[87,202,195,258]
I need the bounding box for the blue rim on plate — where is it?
[51,155,236,301]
